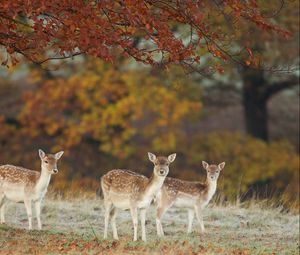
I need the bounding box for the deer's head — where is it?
[202,161,225,182]
[148,152,176,177]
[39,149,64,174]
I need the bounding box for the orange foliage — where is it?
[0,1,291,71]
[19,60,201,158]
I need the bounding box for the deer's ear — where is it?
[202,161,209,170]
[148,152,156,162]
[39,149,46,159]
[168,153,176,163]
[55,151,64,160]
[218,162,225,170]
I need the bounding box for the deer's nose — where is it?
[159,170,164,175]
[53,169,58,174]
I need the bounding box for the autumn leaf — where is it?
[0,1,291,72]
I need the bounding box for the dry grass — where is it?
[0,196,299,254]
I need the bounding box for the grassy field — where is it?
[0,197,299,255]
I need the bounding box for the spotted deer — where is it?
[0,149,64,230]
[156,161,225,236]
[99,152,176,242]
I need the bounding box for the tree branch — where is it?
[37,52,84,65]
[262,76,299,100]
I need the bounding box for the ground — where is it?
[0,197,299,255]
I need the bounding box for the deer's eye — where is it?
[44,160,49,164]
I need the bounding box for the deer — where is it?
[156,161,225,236]
[99,152,176,242]
[0,149,64,230]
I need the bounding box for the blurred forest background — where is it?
[0,2,299,207]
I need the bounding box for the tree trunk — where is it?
[243,88,268,141]
[241,68,269,141]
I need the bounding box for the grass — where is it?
[0,197,299,254]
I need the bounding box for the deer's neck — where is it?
[205,178,217,202]
[143,173,165,198]
[35,167,52,195]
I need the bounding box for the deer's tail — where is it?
[96,178,104,199]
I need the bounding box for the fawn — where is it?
[156,161,225,236]
[99,152,176,242]
[0,149,64,230]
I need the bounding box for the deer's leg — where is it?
[103,200,112,239]
[0,194,6,224]
[0,203,5,224]
[140,208,147,242]
[24,199,33,230]
[187,209,194,234]
[156,206,166,237]
[156,197,172,237]
[35,200,42,230]
[110,207,118,240]
[194,204,205,233]
[130,206,138,241]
